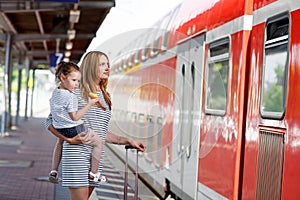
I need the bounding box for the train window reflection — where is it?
[156,117,163,167]
[205,38,229,115]
[162,5,180,51]
[261,15,289,119]
[142,44,150,61]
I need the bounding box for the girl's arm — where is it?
[69,97,98,121]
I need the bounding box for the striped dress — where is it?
[61,89,111,187]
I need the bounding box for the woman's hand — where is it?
[106,131,146,152]
[78,128,97,145]
[65,129,96,145]
[128,139,146,152]
[66,134,83,144]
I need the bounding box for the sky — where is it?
[85,0,183,60]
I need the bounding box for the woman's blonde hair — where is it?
[80,51,111,110]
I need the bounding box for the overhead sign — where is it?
[50,53,64,73]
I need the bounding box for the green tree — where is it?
[263,65,284,112]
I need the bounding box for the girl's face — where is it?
[99,55,110,79]
[60,71,81,91]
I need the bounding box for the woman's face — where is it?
[99,55,110,79]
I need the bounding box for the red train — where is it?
[105,0,300,199]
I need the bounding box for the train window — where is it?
[260,15,289,119]
[131,112,137,123]
[142,44,150,61]
[205,38,230,115]
[135,50,141,64]
[151,38,160,56]
[162,5,180,51]
[134,34,144,64]
[145,115,154,161]
[138,113,145,140]
[126,111,131,135]
[127,112,137,138]
[157,14,170,52]
[156,117,163,167]
[151,23,162,56]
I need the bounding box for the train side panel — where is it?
[108,0,300,199]
[243,1,300,199]
[282,8,300,199]
[182,1,253,199]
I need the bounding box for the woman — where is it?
[48,61,106,184]
[46,51,145,200]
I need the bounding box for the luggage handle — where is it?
[125,144,138,150]
[124,145,139,200]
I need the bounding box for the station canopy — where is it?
[0,0,115,68]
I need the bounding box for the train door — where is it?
[242,10,292,199]
[171,35,205,199]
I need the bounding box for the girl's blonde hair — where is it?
[80,51,111,110]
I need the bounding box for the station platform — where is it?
[0,116,99,200]
[0,113,159,200]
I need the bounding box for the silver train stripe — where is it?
[198,182,229,200]
[206,14,253,43]
[253,0,300,26]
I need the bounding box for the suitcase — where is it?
[124,145,139,200]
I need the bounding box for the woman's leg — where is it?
[88,186,95,197]
[69,186,89,200]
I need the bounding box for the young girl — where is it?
[48,61,107,184]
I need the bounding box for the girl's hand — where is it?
[89,92,101,108]
[87,96,99,106]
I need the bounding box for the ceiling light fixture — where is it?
[63,57,70,62]
[67,29,76,40]
[65,51,71,57]
[65,41,73,50]
[69,10,80,23]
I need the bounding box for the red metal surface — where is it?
[242,3,300,200]
[253,0,277,10]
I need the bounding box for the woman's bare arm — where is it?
[48,124,84,144]
[105,131,145,152]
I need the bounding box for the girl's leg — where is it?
[80,128,106,182]
[69,186,89,200]
[49,138,63,183]
[52,138,63,170]
[90,134,103,174]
